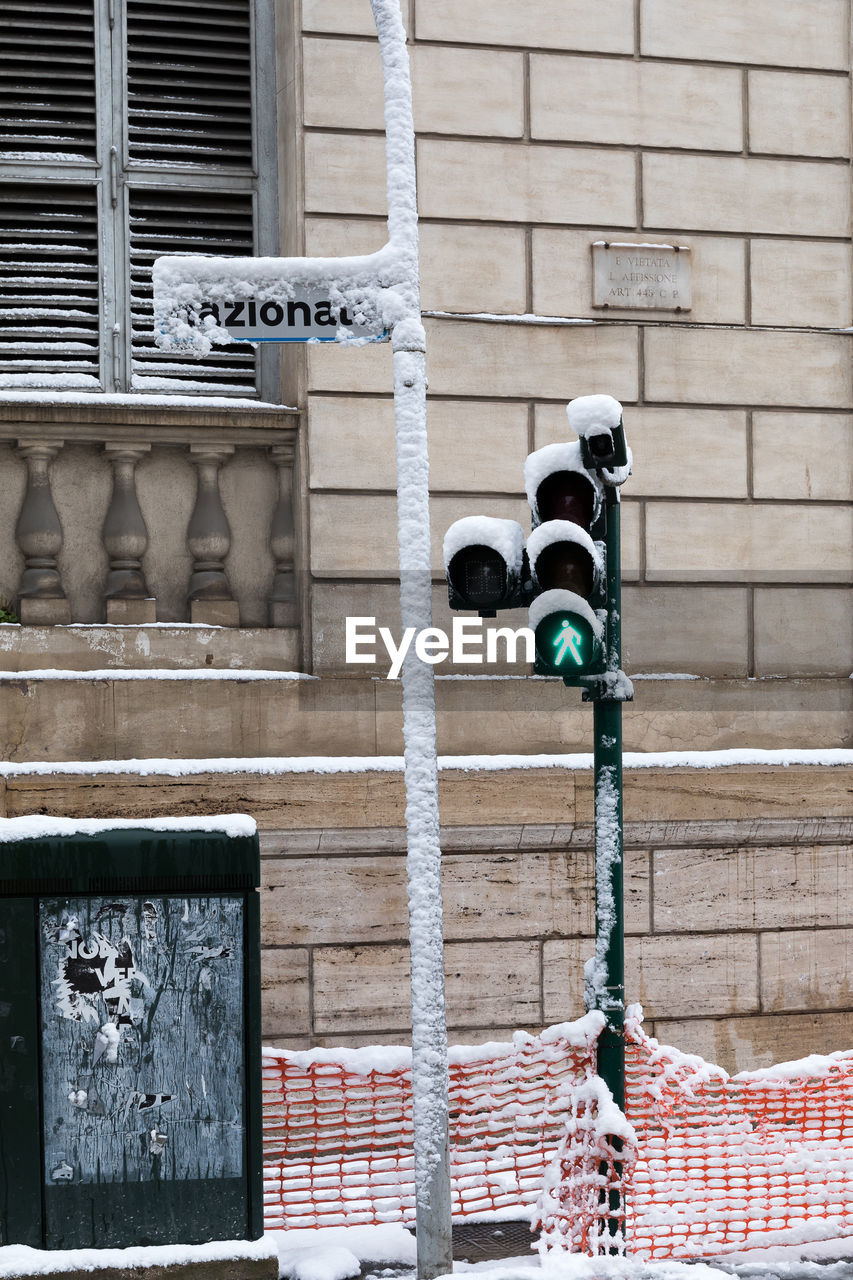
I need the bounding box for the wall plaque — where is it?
[592,241,691,311]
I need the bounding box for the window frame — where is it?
[0,0,280,401]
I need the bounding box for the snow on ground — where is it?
[265,1228,853,1280]
[0,1224,851,1280]
[0,1237,276,1277]
[270,1225,416,1280]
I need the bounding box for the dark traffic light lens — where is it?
[535,471,596,527]
[534,610,600,674]
[587,431,614,460]
[449,547,507,608]
[533,542,595,596]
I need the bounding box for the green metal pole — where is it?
[592,487,626,1245]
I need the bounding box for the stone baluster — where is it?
[186,445,239,626]
[268,442,298,628]
[102,442,156,624]
[15,439,71,625]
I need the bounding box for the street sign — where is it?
[193,287,388,344]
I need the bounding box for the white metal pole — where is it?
[369,3,453,1276]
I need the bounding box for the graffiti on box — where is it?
[39,895,244,1186]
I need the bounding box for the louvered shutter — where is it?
[129,188,255,392]
[0,183,100,388]
[0,0,272,396]
[126,0,252,168]
[125,0,258,394]
[0,0,97,161]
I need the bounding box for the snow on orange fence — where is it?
[261,1013,603,1229]
[622,1009,853,1257]
[262,1007,853,1258]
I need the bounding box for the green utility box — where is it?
[0,817,263,1250]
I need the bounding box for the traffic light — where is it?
[443,516,526,616]
[442,395,630,684]
[523,441,606,680]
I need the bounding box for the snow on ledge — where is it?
[0,749,849,781]
[0,390,294,410]
[423,310,595,326]
[0,815,257,842]
[0,1237,276,1278]
[0,669,315,682]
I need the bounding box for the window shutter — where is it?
[0,183,100,388]
[0,0,97,161]
[126,0,253,169]
[129,187,256,393]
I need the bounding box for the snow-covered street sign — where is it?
[153,257,393,351]
[190,290,387,344]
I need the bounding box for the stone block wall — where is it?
[4,761,850,1074]
[290,0,853,752]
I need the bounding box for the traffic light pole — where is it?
[586,486,627,1246]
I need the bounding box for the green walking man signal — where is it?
[555,619,582,665]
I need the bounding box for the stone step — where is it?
[0,668,848,763]
[0,624,299,671]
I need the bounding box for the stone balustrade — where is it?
[0,405,299,630]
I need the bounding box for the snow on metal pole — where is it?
[369,3,453,1277]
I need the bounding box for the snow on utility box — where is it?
[0,817,263,1251]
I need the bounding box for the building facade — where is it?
[0,0,851,1068]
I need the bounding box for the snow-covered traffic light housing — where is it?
[524,442,606,680]
[443,516,527,616]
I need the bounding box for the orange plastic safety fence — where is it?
[262,1015,853,1258]
[624,1015,853,1257]
[262,1030,596,1229]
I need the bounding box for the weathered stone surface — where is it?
[654,844,853,932]
[577,765,853,825]
[308,395,527,492]
[531,56,742,150]
[748,69,851,157]
[642,154,850,237]
[641,0,849,69]
[304,132,387,215]
[414,0,635,53]
[302,0,378,35]
[750,240,853,328]
[761,928,853,1013]
[652,1011,853,1074]
[625,934,760,1017]
[313,940,541,1033]
[417,139,636,225]
[644,328,853,407]
[754,588,853,678]
[309,491,529,576]
[423,318,639,401]
[752,412,853,500]
[645,500,852,581]
[261,847,649,945]
[621,586,749,677]
[261,948,311,1037]
[544,932,759,1020]
[303,38,524,136]
[3,764,849,832]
